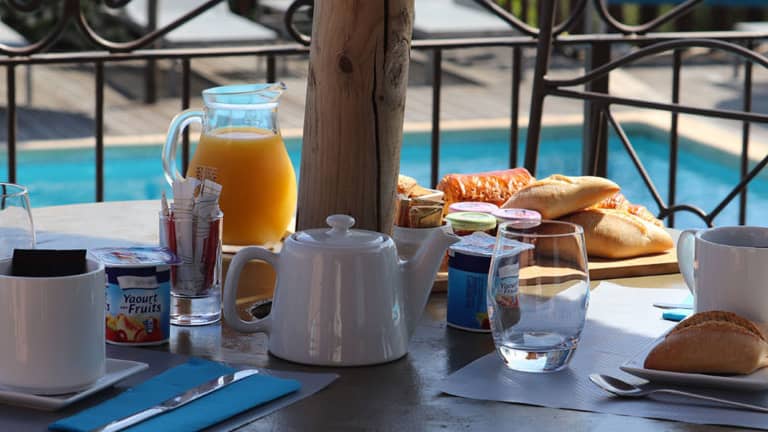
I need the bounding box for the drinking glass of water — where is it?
[488,220,589,373]
[0,183,35,258]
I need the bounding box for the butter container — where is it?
[91,247,179,346]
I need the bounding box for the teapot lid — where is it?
[292,215,388,249]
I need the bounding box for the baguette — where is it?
[502,175,620,219]
[559,208,673,259]
[437,168,534,207]
[644,311,768,374]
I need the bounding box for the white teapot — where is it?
[222,214,458,366]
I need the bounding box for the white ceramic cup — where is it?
[0,258,106,394]
[677,226,768,324]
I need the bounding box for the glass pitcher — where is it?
[162,83,297,246]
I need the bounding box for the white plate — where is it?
[0,358,148,411]
[621,335,768,391]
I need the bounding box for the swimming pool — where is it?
[1,123,763,228]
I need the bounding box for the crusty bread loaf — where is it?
[644,311,768,374]
[502,175,620,219]
[560,208,673,259]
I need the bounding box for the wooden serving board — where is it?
[432,248,679,292]
[587,248,679,280]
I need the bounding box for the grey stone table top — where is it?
[30,201,744,431]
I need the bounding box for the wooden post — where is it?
[296,0,415,233]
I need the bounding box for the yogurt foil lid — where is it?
[449,232,532,258]
[493,208,541,225]
[90,247,180,267]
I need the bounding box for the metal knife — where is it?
[91,369,260,432]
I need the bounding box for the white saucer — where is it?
[0,358,148,411]
[621,335,768,391]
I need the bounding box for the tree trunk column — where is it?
[297,0,414,233]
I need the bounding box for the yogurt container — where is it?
[91,247,179,346]
[447,233,497,332]
[447,232,530,332]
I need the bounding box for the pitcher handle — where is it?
[676,229,698,294]
[222,246,279,334]
[162,109,203,185]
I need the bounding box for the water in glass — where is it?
[488,220,589,372]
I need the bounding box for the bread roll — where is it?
[560,208,673,259]
[673,310,765,338]
[644,311,768,374]
[502,175,620,219]
[437,168,534,207]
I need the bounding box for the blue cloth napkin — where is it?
[49,358,300,432]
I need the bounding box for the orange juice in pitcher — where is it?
[163,83,297,245]
[188,127,296,245]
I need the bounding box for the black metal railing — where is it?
[526,1,768,227]
[0,0,766,227]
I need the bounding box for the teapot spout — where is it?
[399,227,460,337]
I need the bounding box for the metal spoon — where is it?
[589,374,768,413]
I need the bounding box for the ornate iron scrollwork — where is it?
[0,0,712,54]
[0,0,226,55]
[282,0,708,43]
[523,0,768,226]
[472,0,704,37]
[6,0,45,13]
[593,0,703,35]
[472,0,587,37]
[285,0,312,46]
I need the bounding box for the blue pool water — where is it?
[1,124,764,228]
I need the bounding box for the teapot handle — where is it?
[162,109,203,185]
[222,246,279,334]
